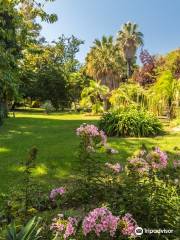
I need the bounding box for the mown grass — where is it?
[0,110,179,196]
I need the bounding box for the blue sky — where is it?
[41,0,180,63]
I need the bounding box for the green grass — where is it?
[0,111,180,195]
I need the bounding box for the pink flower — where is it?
[50,187,66,201]
[50,214,78,239]
[76,124,107,147]
[128,157,149,173]
[82,207,119,237]
[146,147,168,170]
[128,147,168,173]
[105,162,122,173]
[76,124,99,137]
[121,213,138,237]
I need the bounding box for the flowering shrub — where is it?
[82,207,119,237]
[120,213,138,237]
[127,147,168,174]
[147,147,168,169]
[105,162,122,173]
[50,214,78,239]
[74,124,108,204]
[76,123,107,150]
[50,187,66,202]
[128,157,149,174]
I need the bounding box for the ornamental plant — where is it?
[127,147,168,175]
[99,106,163,137]
[105,162,122,173]
[50,214,78,240]
[116,147,180,239]
[119,213,138,238]
[50,187,66,208]
[76,123,107,151]
[74,124,107,204]
[82,207,119,238]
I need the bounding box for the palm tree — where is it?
[116,22,144,79]
[81,80,109,113]
[86,36,125,90]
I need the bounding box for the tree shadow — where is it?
[0,114,179,195]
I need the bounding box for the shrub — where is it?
[99,106,163,137]
[42,100,55,114]
[106,147,180,240]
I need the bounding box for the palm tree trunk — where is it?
[127,59,131,79]
[103,97,110,111]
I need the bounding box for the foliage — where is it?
[0,0,58,118]
[22,146,38,214]
[160,49,180,79]
[80,80,109,113]
[67,71,90,111]
[6,216,42,240]
[50,214,78,239]
[148,70,180,118]
[20,35,83,110]
[86,36,126,90]
[74,124,107,204]
[133,49,157,85]
[0,114,180,239]
[116,148,180,240]
[99,106,163,137]
[109,83,147,110]
[0,0,22,117]
[42,101,55,114]
[116,22,144,78]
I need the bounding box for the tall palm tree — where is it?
[86,36,125,90]
[116,22,144,79]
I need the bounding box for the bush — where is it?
[99,106,163,137]
[41,100,55,114]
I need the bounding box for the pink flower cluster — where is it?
[76,124,99,137]
[50,187,66,201]
[120,213,138,237]
[50,214,78,239]
[76,123,107,145]
[105,162,122,173]
[128,157,149,173]
[173,160,180,168]
[128,147,168,173]
[82,207,119,237]
[150,147,168,169]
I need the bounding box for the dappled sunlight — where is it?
[54,168,72,178]
[32,164,48,177]
[0,111,180,198]
[13,112,100,121]
[0,147,11,153]
[13,165,25,172]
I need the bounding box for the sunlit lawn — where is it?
[0,110,180,196]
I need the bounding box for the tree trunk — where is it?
[103,97,110,111]
[127,59,131,79]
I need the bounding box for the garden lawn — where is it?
[0,111,180,196]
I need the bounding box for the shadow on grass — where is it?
[0,114,179,194]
